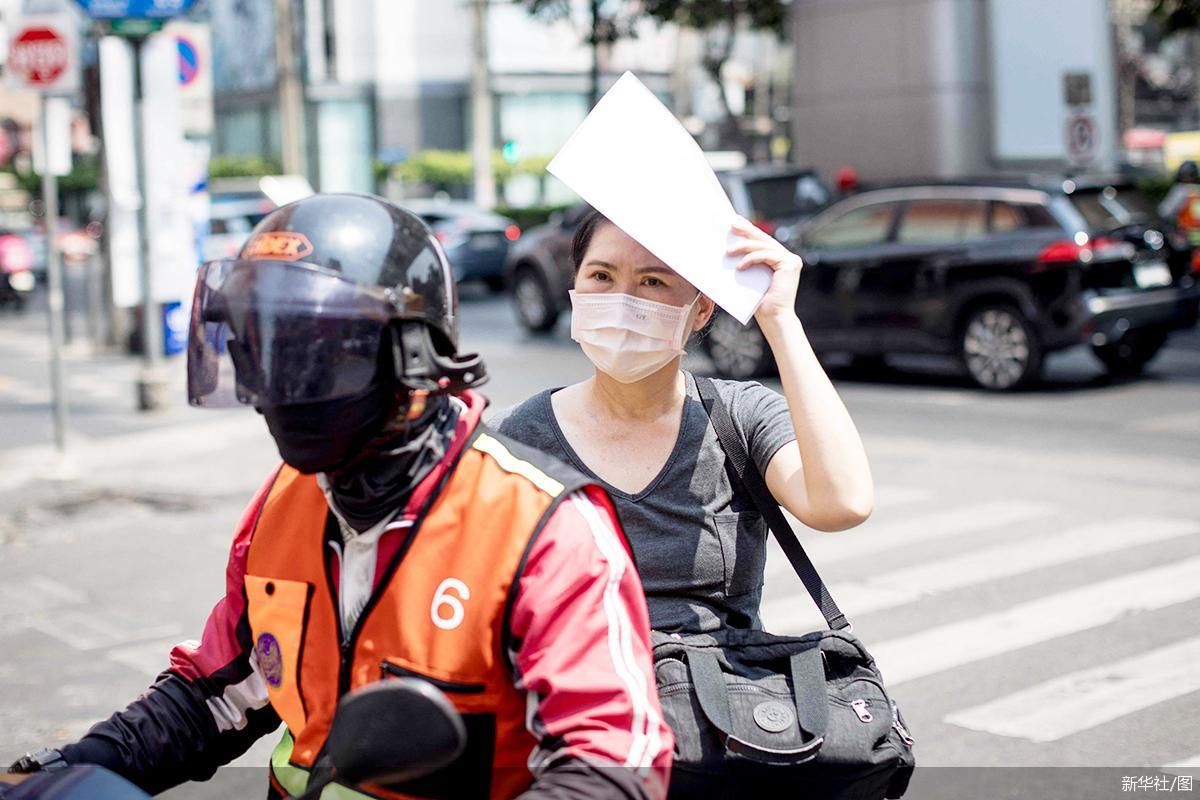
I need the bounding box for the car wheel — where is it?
[703,312,775,379]
[1091,329,1167,377]
[512,265,559,333]
[959,305,1042,391]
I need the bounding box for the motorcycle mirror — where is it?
[302,678,466,798]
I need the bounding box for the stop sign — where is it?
[8,27,70,87]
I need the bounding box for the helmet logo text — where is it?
[243,232,315,261]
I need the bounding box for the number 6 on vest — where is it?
[431,578,471,630]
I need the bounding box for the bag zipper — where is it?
[381,660,487,694]
[892,701,915,746]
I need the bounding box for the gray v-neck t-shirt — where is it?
[489,372,795,633]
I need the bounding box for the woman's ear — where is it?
[693,294,716,332]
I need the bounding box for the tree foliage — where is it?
[1150,0,1200,34]
[516,0,786,38]
[515,0,788,149]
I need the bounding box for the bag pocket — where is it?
[244,575,312,733]
[821,677,896,765]
[713,510,768,597]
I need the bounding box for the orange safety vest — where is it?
[244,428,589,799]
[1177,190,1200,245]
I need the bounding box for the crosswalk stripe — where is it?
[761,517,1200,630]
[107,638,183,676]
[766,500,1052,581]
[28,609,179,651]
[870,556,1200,685]
[0,576,86,622]
[943,637,1200,742]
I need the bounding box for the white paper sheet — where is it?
[547,72,770,325]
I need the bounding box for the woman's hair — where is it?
[571,209,613,274]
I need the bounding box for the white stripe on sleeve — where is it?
[571,493,664,773]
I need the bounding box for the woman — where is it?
[492,211,873,633]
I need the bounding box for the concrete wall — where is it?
[987,0,1118,169]
[789,0,991,180]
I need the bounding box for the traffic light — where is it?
[501,139,519,164]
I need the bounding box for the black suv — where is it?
[704,176,1200,390]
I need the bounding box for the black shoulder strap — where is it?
[696,375,850,631]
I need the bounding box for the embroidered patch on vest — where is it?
[256,633,284,688]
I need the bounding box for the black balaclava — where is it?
[323,394,459,532]
[259,331,463,532]
[260,376,397,477]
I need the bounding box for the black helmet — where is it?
[1177,160,1200,183]
[187,193,487,410]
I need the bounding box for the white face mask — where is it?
[569,290,701,384]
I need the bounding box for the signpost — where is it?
[6,13,78,452]
[1063,71,1098,170]
[76,0,196,410]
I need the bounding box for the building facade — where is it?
[788,0,1121,181]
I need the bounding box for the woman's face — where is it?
[575,222,713,322]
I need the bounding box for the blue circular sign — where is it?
[176,36,198,86]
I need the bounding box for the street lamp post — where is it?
[130,34,168,411]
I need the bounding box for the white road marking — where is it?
[1165,755,1200,770]
[28,609,179,651]
[762,516,1198,630]
[870,556,1200,685]
[0,576,87,623]
[1130,410,1200,434]
[766,500,1052,582]
[106,638,180,677]
[943,637,1200,742]
[873,486,935,508]
[763,517,1197,633]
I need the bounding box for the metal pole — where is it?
[41,96,70,452]
[86,251,105,347]
[131,36,168,411]
[589,0,600,110]
[275,0,307,176]
[470,0,496,209]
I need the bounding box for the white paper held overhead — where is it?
[547,71,770,325]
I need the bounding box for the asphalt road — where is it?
[0,285,1197,798]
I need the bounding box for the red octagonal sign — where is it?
[9,27,69,87]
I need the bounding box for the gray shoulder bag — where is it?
[651,377,916,799]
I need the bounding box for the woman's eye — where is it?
[591,271,611,282]
[642,277,663,287]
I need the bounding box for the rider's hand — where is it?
[727,216,803,329]
[7,749,66,774]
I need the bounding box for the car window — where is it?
[804,202,898,249]
[745,174,831,218]
[991,203,1023,233]
[1069,186,1159,230]
[990,202,1059,233]
[896,199,987,244]
[210,219,229,235]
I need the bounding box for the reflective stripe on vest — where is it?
[246,431,583,799]
[270,730,376,800]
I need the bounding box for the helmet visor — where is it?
[187,259,399,408]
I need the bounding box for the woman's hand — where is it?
[728,216,803,329]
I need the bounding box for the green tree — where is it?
[517,0,787,149]
[1151,0,1200,33]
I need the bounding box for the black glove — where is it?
[8,749,67,774]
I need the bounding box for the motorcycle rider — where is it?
[8,194,671,799]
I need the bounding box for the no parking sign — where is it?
[1065,112,1098,168]
[177,34,199,86]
